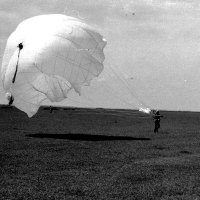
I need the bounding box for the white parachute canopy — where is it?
[1,14,107,117]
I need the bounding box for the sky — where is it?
[1,0,200,111]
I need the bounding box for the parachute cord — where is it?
[12,43,23,83]
[82,80,139,109]
[101,82,139,108]
[107,63,150,109]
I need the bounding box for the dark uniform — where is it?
[153,111,163,133]
[8,95,14,105]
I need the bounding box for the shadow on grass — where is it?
[26,133,151,141]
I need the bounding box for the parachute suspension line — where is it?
[12,43,23,83]
[100,80,139,109]
[107,63,149,109]
[81,77,138,109]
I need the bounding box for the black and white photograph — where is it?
[1,0,200,199]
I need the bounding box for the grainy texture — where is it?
[1,106,200,199]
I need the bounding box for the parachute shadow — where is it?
[26,133,151,141]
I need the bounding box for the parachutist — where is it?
[153,110,163,133]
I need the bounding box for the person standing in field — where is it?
[153,110,163,133]
[49,106,53,113]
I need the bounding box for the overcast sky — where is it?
[1,0,200,111]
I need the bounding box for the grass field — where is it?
[1,105,200,199]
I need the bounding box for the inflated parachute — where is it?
[1,14,107,117]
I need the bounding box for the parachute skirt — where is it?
[1,14,107,117]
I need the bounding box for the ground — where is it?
[1,105,200,200]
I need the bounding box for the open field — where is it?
[1,105,200,199]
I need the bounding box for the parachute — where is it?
[1,14,107,117]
